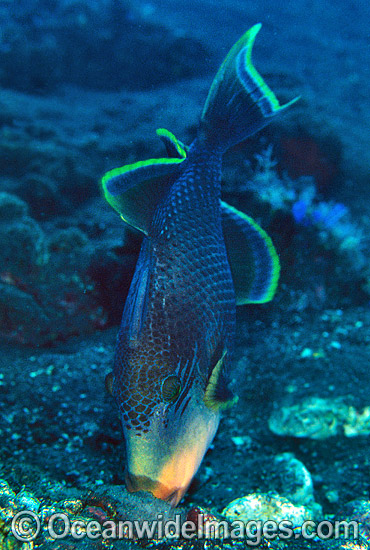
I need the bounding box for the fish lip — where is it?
[124,470,184,507]
[166,488,183,508]
[124,470,135,493]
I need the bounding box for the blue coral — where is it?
[245,146,363,261]
[292,198,348,230]
[311,202,348,229]
[292,199,310,225]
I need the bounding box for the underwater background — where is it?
[1,0,370,548]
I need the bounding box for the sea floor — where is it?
[1,305,369,549]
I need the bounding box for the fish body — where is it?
[102,25,297,506]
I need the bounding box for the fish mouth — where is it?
[124,439,208,507]
[125,471,186,507]
[123,407,220,507]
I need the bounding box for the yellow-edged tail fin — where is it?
[200,24,299,151]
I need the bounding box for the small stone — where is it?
[16,489,41,512]
[325,489,339,503]
[344,406,370,436]
[0,479,19,521]
[330,341,341,349]
[30,369,44,378]
[45,365,55,375]
[58,499,84,514]
[231,435,252,448]
[273,453,315,506]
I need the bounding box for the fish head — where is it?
[122,378,220,507]
[111,346,236,507]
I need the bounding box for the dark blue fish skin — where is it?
[113,143,235,434]
[110,143,236,506]
[102,24,296,506]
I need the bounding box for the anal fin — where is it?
[221,201,280,305]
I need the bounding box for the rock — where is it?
[269,396,370,439]
[343,405,370,437]
[16,174,61,219]
[336,499,370,542]
[48,227,89,253]
[222,492,317,527]
[0,192,48,275]
[16,489,41,513]
[0,479,19,522]
[0,2,211,94]
[0,192,28,220]
[0,281,50,344]
[273,453,317,507]
[269,396,350,439]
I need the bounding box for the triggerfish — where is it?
[101,24,297,507]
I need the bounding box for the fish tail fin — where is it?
[199,24,299,152]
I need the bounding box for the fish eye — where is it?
[161,375,181,403]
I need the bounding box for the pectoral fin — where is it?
[204,350,238,411]
[105,372,113,395]
[221,201,280,305]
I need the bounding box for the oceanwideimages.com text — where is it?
[11,511,359,545]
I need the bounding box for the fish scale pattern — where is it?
[113,147,236,433]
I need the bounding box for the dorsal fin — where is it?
[156,128,188,159]
[221,201,280,305]
[101,130,187,235]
